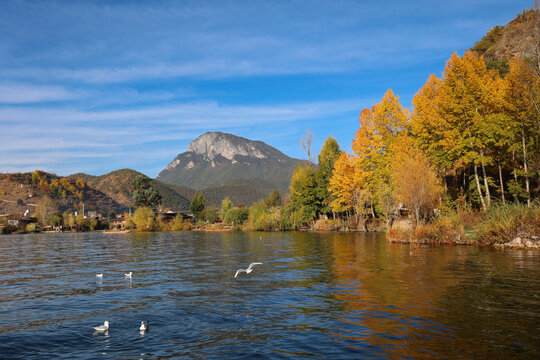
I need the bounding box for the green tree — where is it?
[265,190,282,207]
[283,165,323,228]
[221,197,233,219]
[317,136,342,216]
[132,175,162,208]
[318,136,342,179]
[190,192,205,218]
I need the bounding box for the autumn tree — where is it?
[412,51,510,210]
[504,56,540,206]
[133,206,156,231]
[329,152,356,215]
[390,137,443,226]
[37,196,57,225]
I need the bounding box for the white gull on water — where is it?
[93,321,109,332]
[139,321,148,331]
[234,262,263,278]
[124,272,132,278]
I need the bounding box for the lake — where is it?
[0,231,539,359]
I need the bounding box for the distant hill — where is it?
[471,7,539,74]
[0,171,126,216]
[199,183,268,208]
[71,169,193,211]
[72,168,270,210]
[156,132,304,195]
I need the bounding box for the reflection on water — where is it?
[0,231,538,359]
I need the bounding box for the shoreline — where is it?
[2,226,539,249]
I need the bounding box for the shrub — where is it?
[414,213,465,244]
[200,208,218,223]
[386,212,465,244]
[244,202,280,231]
[313,219,338,231]
[1,224,18,234]
[476,202,540,245]
[26,223,40,233]
[168,215,193,231]
[386,227,410,243]
[223,207,249,225]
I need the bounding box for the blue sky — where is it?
[0,0,533,177]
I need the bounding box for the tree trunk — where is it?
[360,216,368,232]
[512,150,519,202]
[386,216,394,229]
[498,162,506,204]
[521,127,531,207]
[482,166,491,207]
[474,164,487,212]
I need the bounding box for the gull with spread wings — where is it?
[234,262,263,278]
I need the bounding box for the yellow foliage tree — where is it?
[390,137,443,226]
[412,51,507,211]
[504,56,540,206]
[329,152,357,213]
[133,206,156,231]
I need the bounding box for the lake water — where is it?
[0,231,539,359]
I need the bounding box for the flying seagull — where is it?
[96,273,103,278]
[139,321,148,332]
[124,272,132,278]
[234,262,263,278]
[93,321,110,332]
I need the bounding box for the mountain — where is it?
[72,169,193,211]
[0,171,127,216]
[157,132,303,195]
[72,168,269,210]
[471,7,539,74]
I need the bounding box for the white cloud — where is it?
[0,83,82,104]
[0,98,363,175]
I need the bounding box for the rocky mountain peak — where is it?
[157,131,301,192]
[187,132,268,161]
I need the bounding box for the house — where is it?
[111,214,127,229]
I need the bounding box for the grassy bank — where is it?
[387,202,540,247]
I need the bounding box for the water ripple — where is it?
[0,232,539,359]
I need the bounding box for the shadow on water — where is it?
[0,231,538,359]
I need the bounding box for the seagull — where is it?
[139,321,148,332]
[93,321,110,332]
[124,272,132,278]
[96,273,103,278]
[234,262,263,278]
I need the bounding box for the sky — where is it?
[0,0,533,177]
